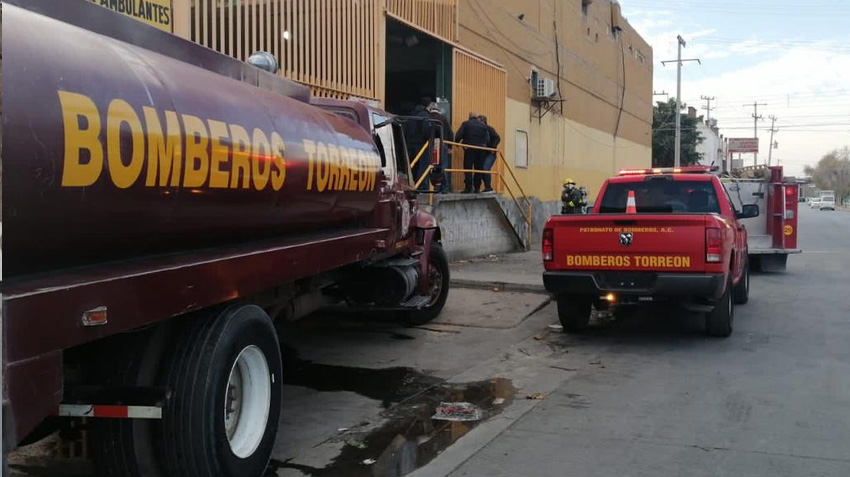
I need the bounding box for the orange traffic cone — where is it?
[625,190,637,214]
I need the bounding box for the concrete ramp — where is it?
[429,194,524,261]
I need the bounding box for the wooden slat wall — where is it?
[387,0,457,42]
[451,49,507,193]
[188,0,381,102]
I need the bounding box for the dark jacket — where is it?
[484,125,501,149]
[404,105,431,154]
[454,118,490,147]
[428,111,453,141]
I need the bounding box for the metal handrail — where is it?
[415,140,534,247]
[409,142,429,169]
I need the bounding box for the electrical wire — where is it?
[613,27,626,137]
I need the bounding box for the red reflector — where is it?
[785,186,796,197]
[542,228,554,262]
[82,306,108,326]
[706,228,722,263]
[93,405,129,419]
[432,139,442,164]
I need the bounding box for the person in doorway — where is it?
[405,97,433,189]
[454,112,490,193]
[478,115,501,193]
[428,102,453,193]
[561,178,584,214]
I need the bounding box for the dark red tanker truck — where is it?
[1,1,449,475]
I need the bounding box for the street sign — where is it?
[728,138,759,154]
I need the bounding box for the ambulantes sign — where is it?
[728,138,759,154]
[88,0,173,32]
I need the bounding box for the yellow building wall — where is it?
[506,98,650,203]
[456,0,653,203]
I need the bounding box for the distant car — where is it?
[820,196,836,211]
[810,199,822,209]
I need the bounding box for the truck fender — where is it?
[414,210,441,294]
[414,210,441,244]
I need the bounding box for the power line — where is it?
[660,35,701,167]
[767,115,779,166]
[743,102,767,166]
[701,95,715,123]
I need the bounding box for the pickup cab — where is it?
[542,167,759,337]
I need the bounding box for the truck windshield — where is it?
[599,180,721,214]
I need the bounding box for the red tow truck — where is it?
[2,2,447,475]
[543,166,759,337]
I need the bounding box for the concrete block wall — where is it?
[430,195,524,261]
[494,195,559,249]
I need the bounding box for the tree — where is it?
[806,147,850,204]
[652,99,704,167]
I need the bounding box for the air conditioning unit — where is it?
[535,77,556,99]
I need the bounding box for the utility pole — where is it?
[700,95,715,123]
[767,115,778,166]
[661,36,701,167]
[744,101,766,166]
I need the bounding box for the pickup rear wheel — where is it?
[733,259,750,304]
[705,280,734,337]
[556,296,592,333]
[160,305,282,477]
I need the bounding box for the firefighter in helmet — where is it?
[561,178,585,214]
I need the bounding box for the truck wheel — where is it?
[733,259,750,305]
[705,280,734,337]
[556,295,592,333]
[405,242,450,325]
[160,305,282,477]
[89,326,168,477]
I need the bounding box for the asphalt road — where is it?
[444,206,850,476]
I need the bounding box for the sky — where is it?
[620,0,850,176]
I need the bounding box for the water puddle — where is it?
[281,347,443,408]
[273,351,516,477]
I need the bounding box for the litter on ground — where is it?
[432,402,483,421]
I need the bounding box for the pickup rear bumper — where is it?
[543,271,725,300]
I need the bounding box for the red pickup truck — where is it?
[543,167,759,337]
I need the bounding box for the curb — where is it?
[450,277,548,295]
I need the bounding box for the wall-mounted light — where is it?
[282,30,291,41]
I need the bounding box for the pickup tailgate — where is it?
[548,215,707,272]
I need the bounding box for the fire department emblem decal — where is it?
[619,232,633,247]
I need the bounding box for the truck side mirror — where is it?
[737,204,759,219]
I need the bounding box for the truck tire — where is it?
[733,259,750,305]
[89,326,168,477]
[705,280,734,337]
[405,242,450,325]
[556,295,592,333]
[160,305,282,477]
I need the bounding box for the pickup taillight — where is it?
[706,228,722,263]
[542,228,554,262]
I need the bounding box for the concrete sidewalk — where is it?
[449,248,547,294]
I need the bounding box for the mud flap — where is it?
[758,254,787,273]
